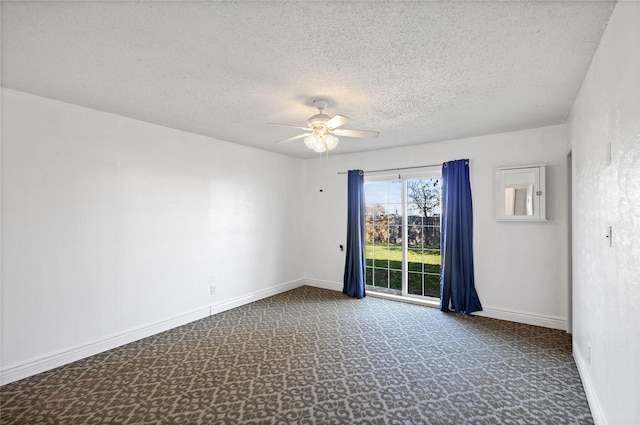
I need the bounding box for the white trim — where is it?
[0,279,305,386]
[475,306,566,330]
[304,278,566,330]
[2,278,568,385]
[303,278,342,292]
[0,307,211,386]
[208,279,305,317]
[573,341,606,425]
[367,291,440,309]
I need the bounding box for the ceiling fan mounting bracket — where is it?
[313,99,329,112]
[308,99,331,129]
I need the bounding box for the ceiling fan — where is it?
[270,99,379,153]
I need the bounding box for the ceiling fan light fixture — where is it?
[305,130,338,153]
[312,141,327,153]
[325,134,339,150]
[304,134,318,149]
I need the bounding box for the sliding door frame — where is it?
[365,168,441,300]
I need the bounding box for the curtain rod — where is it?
[337,163,441,175]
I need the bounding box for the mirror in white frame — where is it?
[495,165,546,221]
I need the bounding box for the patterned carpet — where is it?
[1,286,592,424]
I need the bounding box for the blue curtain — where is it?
[343,170,366,299]
[440,159,482,314]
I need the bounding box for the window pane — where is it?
[372,225,388,244]
[389,260,402,272]
[389,270,402,290]
[373,246,390,269]
[407,214,422,226]
[407,177,442,218]
[407,248,423,272]
[424,273,440,298]
[365,216,375,243]
[407,225,422,248]
[407,203,423,219]
[424,225,440,248]
[365,244,374,267]
[373,268,388,288]
[408,272,423,296]
[365,267,373,286]
[364,181,402,204]
[423,249,441,274]
[389,225,402,245]
[386,245,402,271]
[388,212,402,226]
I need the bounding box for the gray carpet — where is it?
[1,286,592,424]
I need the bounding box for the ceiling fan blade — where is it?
[325,114,352,129]
[333,128,379,139]
[269,123,313,131]
[275,133,311,144]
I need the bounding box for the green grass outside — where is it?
[365,244,441,297]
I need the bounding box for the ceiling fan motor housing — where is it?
[307,113,331,129]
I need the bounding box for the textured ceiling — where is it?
[1,1,616,158]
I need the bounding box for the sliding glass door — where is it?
[364,179,403,293]
[364,172,442,299]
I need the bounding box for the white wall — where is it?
[304,124,570,329]
[568,1,640,424]
[0,89,306,383]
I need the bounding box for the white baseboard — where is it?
[573,342,606,425]
[475,307,567,331]
[304,278,567,330]
[208,279,305,316]
[2,278,567,385]
[0,279,306,386]
[303,278,342,292]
